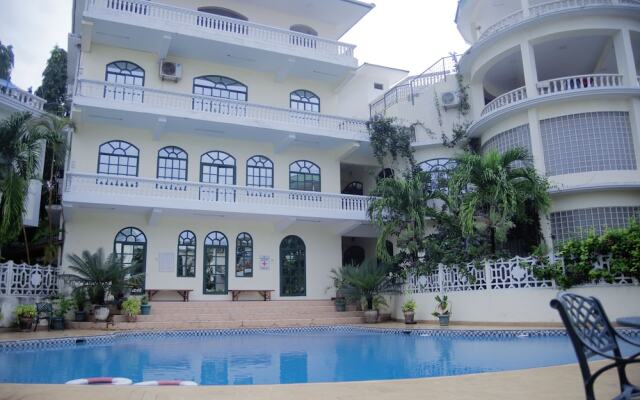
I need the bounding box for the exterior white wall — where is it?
[62,208,342,301]
[393,286,640,324]
[69,121,344,194]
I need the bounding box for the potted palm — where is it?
[51,297,73,330]
[431,294,450,326]
[342,260,392,324]
[73,288,88,322]
[140,294,151,315]
[402,298,417,324]
[15,304,37,331]
[121,297,141,322]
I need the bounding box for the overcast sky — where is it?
[0,0,468,90]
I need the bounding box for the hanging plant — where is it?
[366,116,417,168]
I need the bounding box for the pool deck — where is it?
[1,323,638,400]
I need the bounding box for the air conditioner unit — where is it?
[159,60,182,81]
[441,91,460,109]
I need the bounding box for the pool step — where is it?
[68,300,366,330]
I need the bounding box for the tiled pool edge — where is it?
[1,325,638,352]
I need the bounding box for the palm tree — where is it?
[32,115,71,262]
[0,113,48,260]
[368,171,442,270]
[448,148,550,254]
[62,248,144,305]
[341,260,393,311]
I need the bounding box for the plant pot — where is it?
[51,317,65,330]
[74,311,86,322]
[125,314,137,323]
[140,304,151,315]
[364,310,378,324]
[404,311,416,324]
[94,306,110,321]
[438,314,450,327]
[334,298,346,312]
[18,317,33,332]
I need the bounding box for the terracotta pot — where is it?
[126,313,137,323]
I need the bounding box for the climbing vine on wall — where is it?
[367,116,417,168]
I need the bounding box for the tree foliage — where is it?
[35,46,68,116]
[448,148,550,253]
[0,41,14,81]
[367,116,416,168]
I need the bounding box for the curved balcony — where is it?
[478,0,640,42]
[73,80,368,140]
[63,172,372,221]
[481,86,528,116]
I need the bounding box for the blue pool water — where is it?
[0,327,637,385]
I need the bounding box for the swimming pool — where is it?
[1,326,637,385]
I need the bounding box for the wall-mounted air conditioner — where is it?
[441,91,460,109]
[159,60,182,81]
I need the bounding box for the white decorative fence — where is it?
[84,0,356,63]
[0,262,58,298]
[481,86,527,116]
[406,255,638,294]
[75,80,369,136]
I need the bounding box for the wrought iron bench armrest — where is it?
[615,331,640,348]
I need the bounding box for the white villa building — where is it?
[61,0,640,302]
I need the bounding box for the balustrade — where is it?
[0,84,45,111]
[0,262,58,298]
[536,74,623,95]
[481,86,527,116]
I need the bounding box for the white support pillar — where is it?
[521,40,539,100]
[627,98,640,170]
[613,29,639,87]
[470,81,485,120]
[521,0,531,18]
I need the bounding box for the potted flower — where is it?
[402,299,417,324]
[121,297,141,322]
[342,261,393,324]
[73,288,88,322]
[431,294,450,326]
[52,297,74,330]
[140,294,151,315]
[15,304,37,331]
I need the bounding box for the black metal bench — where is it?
[550,292,640,400]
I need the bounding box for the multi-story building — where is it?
[63,0,408,300]
[375,0,640,248]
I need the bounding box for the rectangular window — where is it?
[374,83,384,90]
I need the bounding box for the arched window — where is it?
[98,140,139,176]
[203,231,228,294]
[289,160,320,192]
[343,246,365,266]
[193,75,247,101]
[114,227,147,295]
[377,168,394,180]
[197,6,248,20]
[246,155,273,188]
[177,230,196,277]
[201,151,236,202]
[157,146,188,181]
[235,233,253,278]
[105,61,144,102]
[342,181,363,195]
[418,158,457,191]
[290,24,318,36]
[290,90,320,113]
[280,235,306,296]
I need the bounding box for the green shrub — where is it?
[15,304,37,319]
[402,299,416,313]
[121,297,141,316]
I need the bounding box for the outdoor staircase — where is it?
[68,300,365,330]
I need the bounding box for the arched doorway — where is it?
[280,235,306,297]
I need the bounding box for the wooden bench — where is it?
[229,289,275,301]
[146,289,193,302]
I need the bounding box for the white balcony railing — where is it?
[479,0,640,41]
[75,80,368,136]
[64,172,372,219]
[481,86,527,116]
[84,0,356,63]
[0,84,46,111]
[536,74,623,95]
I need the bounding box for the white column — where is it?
[628,98,640,169]
[521,40,539,99]
[470,81,485,120]
[528,108,554,250]
[614,29,639,87]
[521,0,531,18]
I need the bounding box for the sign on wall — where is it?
[259,255,271,270]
